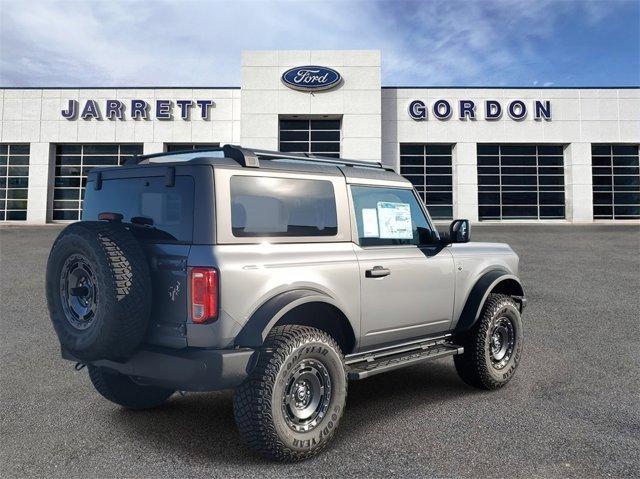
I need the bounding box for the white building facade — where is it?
[0,50,638,224]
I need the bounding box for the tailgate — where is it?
[144,243,191,348]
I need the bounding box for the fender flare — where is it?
[234,289,348,348]
[455,269,525,333]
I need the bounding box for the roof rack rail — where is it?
[125,147,224,165]
[222,144,388,170]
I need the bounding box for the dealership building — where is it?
[0,50,638,224]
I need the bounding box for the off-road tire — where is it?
[46,221,151,361]
[233,325,347,461]
[454,294,523,390]
[88,365,174,410]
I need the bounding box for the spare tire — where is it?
[46,221,152,361]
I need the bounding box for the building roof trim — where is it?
[382,86,640,90]
[0,86,637,90]
[0,86,241,90]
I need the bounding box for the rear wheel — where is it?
[233,325,347,461]
[88,365,174,410]
[454,294,523,390]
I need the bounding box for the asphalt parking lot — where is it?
[1,224,639,478]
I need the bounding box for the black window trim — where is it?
[0,143,30,221]
[591,143,640,220]
[279,118,342,158]
[477,143,567,220]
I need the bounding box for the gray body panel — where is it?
[143,243,190,349]
[355,244,455,349]
[448,242,520,330]
[188,242,361,349]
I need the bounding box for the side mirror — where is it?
[449,219,470,243]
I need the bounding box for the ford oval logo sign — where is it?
[281,66,342,92]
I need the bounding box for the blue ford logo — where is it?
[281,66,342,92]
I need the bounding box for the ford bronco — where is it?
[46,145,526,461]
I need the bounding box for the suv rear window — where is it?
[83,176,194,242]
[230,176,337,237]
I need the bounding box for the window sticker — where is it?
[377,202,413,239]
[361,208,379,237]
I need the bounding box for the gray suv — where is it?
[46,145,526,461]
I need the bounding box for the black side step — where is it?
[346,340,463,380]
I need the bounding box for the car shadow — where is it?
[334,361,476,445]
[107,389,263,466]
[107,360,476,466]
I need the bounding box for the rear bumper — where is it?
[63,346,256,392]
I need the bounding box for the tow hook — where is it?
[74,362,86,371]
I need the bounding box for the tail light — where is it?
[190,268,218,323]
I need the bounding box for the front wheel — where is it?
[233,325,347,461]
[454,294,524,390]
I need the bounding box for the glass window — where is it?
[166,143,220,152]
[351,186,435,247]
[477,144,566,220]
[477,144,499,155]
[230,176,337,237]
[499,145,537,156]
[279,119,341,158]
[591,144,639,219]
[400,144,453,220]
[53,144,143,221]
[82,176,194,242]
[0,144,29,221]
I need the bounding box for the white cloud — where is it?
[0,0,630,86]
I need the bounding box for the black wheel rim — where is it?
[281,359,332,433]
[489,316,515,370]
[59,254,98,330]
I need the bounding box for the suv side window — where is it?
[350,185,436,247]
[230,175,338,237]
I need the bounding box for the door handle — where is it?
[365,266,391,278]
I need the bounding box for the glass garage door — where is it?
[279,119,341,158]
[0,144,29,221]
[166,143,220,152]
[53,144,143,220]
[400,144,453,220]
[477,144,565,220]
[592,145,640,219]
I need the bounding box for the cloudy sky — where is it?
[0,0,638,87]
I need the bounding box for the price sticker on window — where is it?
[361,208,379,237]
[377,202,413,239]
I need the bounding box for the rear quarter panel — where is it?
[188,243,360,348]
